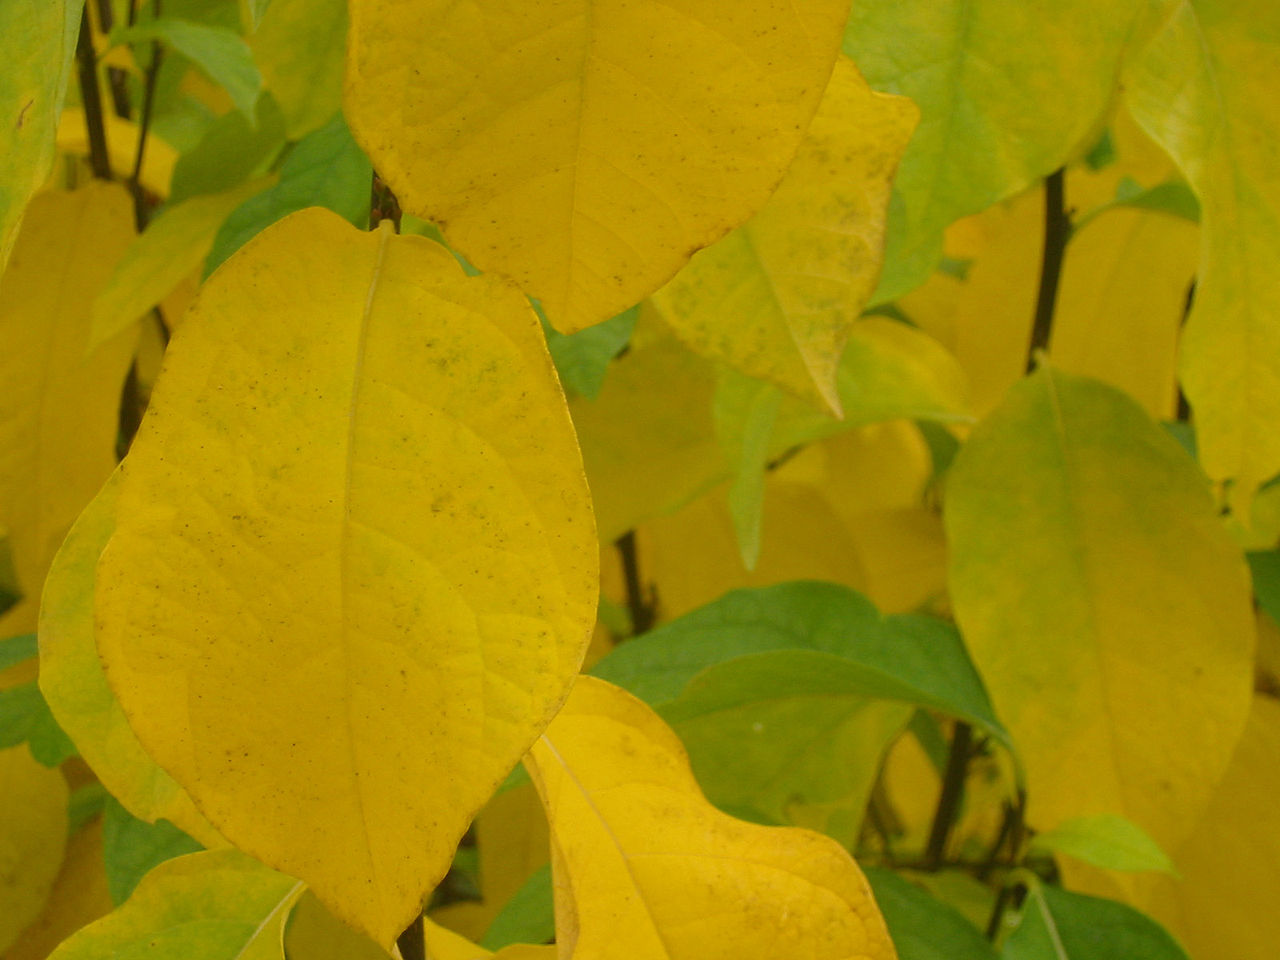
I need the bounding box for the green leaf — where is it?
[1249,549,1280,627]
[243,0,275,30]
[0,681,77,767]
[863,868,997,960]
[1001,883,1189,960]
[843,0,1150,302]
[0,0,79,273]
[68,782,110,834]
[205,113,371,276]
[591,581,1011,750]
[718,379,783,572]
[542,305,638,400]
[1030,814,1177,875]
[0,632,37,672]
[659,652,913,843]
[47,849,304,960]
[117,18,262,122]
[168,94,286,204]
[481,864,554,951]
[0,532,20,618]
[250,0,347,139]
[102,797,204,905]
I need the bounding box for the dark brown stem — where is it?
[396,914,425,960]
[985,878,1027,941]
[923,721,973,870]
[615,530,657,636]
[370,172,403,232]
[1025,168,1071,372]
[75,10,113,180]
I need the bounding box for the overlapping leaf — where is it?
[524,676,897,960]
[345,0,851,330]
[93,208,597,945]
[0,745,69,953]
[946,367,1255,850]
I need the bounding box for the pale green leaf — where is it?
[102,798,203,905]
[1002,883,1188,960]
[0,682,76,766]
[168,94,286,204]
[118,18,262,122]
[863,868,997,960]
[480,865,554,952]
[541,305,637,401]
[0,634,37,672]
[1124,0,1280,511]
[251,0,347,139]
[1031,815,1177,876]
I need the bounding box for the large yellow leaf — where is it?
[0,184,138,638]
[1125,0,1280,509]
[345,0,850,332]
[524,675,896,960]
[93,208,598,946]
[945,367,1254,851]
[39,471,223,847]
[4,817,114,960]
[47,850,303,960]
[651,57,917,413]
[0,0,79,274]
[1142,695,1280,960]
[0,745,69,953]
[1049,205,1198,420]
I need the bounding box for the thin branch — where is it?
[370,171,403,232]
[396,914,425,960]
[615,530,657,636]
[1025,169,1071,372]
[922,721,973,870]
[75,10,113,180]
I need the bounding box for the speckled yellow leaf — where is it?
[345,0,850,332]
[946,367,1254,850]
[1125,0,1280,509]
[39,471,223,847]
[46,850,303,960]
[94,208,597,947]
[56,109,178,199]
[652,57,917,413]
[90,178,272,349]
[0,0,78,273]
[524,676,896,960]
[5,817,114,960]
[0,184,138,638]
[0,745,69,953]
[1049,205,1198,420]
[1143,695,1280,960]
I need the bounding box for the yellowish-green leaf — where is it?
[57,108,179,199]
[345,0,851,331]
[1143,695,1280,960]
[0,184,139,638]
[420,919,554,960]
[651,57,917,413]
[945,367,1255,851]
[524,675,897,960]
[1031,814,1177,876]
[0,745,69,953]
[0,0,79,274]
[251,0,347,139]
[1124,0,1280,511]
[283,892,391,960]
[90,178,272,348]
[47,850,303,960]
[39,471,223,847]
[843,0,1153,302]
[94,208,598,947]
[1049,205,1198,420]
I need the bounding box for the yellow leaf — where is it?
[420,919,555,960]
[524,676,895,960]
[39,471,224,847]
[251,0,348,139]
[0,184,138,638]
[47,850,304,960]
[946,366,1255,851]
[345,0,851,331]
[0,745,69,954]
[94,209,598,946]
[283,892,392,960]
[56,109,177,199]
[5,817,114,960]
[651,57,917,413]
[90,178,272,349]
[572,329,723,544]
[1142,695,1280,960]
[0,0,78,273]
[1125,0,1280,509]
[1049,205,1197,420]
